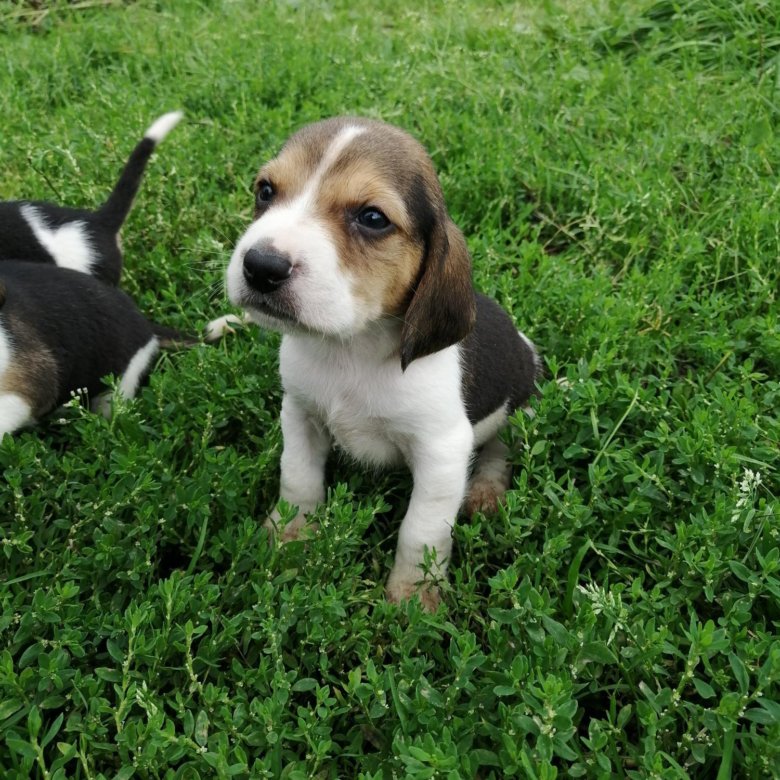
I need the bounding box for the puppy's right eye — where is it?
[255,181,275,207]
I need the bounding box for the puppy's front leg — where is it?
[266,393,330,541]
[386,423,474,611]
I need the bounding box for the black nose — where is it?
[242,248,293,294]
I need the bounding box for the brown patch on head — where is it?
[0,318,59,416]
[252,118,363,219]
[247,117,477,357]
[322,120,477,366]
[317,152,424,319]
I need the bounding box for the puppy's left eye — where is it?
[356,207,391,231]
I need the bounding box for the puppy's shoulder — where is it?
[460,293,540,422]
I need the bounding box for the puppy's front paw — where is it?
[385,577,441,612]
[264,509,318,542]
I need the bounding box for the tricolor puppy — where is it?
[0,110,182,285]
[0,262,186,438]
[224,117,540,610]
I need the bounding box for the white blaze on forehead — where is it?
[227,125,371,334]
[300,124,367,204]
[234,124,367,256]
[21,204,95,274]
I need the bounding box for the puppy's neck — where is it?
[286,317,403,368]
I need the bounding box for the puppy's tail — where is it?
[96,110,183,232]
[150,321,199,350]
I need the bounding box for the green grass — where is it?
[1,0,779,777]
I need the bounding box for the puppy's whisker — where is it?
[185,265,224,277]
[190,248,230,260]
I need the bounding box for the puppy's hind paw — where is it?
[463,474,508,516]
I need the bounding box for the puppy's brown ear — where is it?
[400,216,476,370]
[0,280,6,308]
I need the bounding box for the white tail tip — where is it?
[144,110,184,143]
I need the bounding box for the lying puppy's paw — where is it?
[385,577,441,613]
[91,392,114,419]
[204,314,247,343]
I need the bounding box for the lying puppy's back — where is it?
[0,262,162,435]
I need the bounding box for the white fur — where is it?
[276,323,475,595]
[90,392,114,419]
[0,393,33,438]
[517,330,540,418]
[144,110,183,143]
[227,195,358,334]
[519,329,541,372]
[92,339,159,418]
[204,313,246,342]
[472,403,508,448]
[118,337,159,399]
[21,204,95,274]
[0,323,33,437]
[226,126,371,335]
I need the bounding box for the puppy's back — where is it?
[0,262,158,411]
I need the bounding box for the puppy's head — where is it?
[226,117,476,368]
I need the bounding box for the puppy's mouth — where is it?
[242,294,298,325]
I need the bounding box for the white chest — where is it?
[325,405,405,466]
[279,334,467,467]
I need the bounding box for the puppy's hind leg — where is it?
[463,434,512,516]
[0,393,35,438]
[96,336,161,418]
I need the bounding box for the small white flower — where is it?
[577,582,628,644]
[731,467,762,524]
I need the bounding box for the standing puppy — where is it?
[225,118,540,609]
[0,111,182,285]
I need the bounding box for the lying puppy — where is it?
[0,262,187,438]
[0,110,182,285]
[224,118,541,609]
